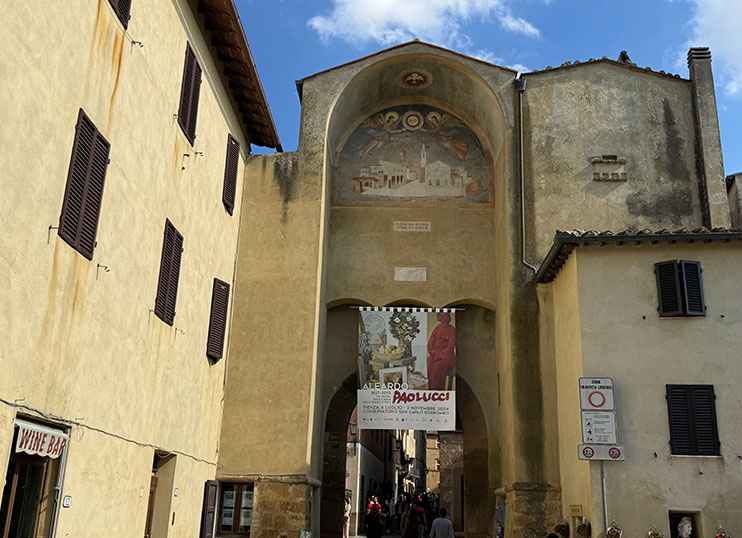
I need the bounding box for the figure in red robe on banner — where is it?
[427,312,456,390]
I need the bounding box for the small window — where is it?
[218,483,253,535]
[666,385,719,455]
[223,135,240,215]
[206,279,230,361]
[58,109,111,260]
[154,220,184,326]
[108,0,132,29]
[655,260,706,317]
[435,459,440,471]
[178,43,202,145]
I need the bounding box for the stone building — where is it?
[0,1,278,536]
[218,40,742,538]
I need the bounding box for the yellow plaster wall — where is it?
[218,151,325,478]
[548,254,596,525]
[575,244,742,536]
[0,0,249,534]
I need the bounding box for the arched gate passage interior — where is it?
[319,304,496,538]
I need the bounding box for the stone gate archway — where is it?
[318,303,496,538]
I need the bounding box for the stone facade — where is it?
[218,40,737,538]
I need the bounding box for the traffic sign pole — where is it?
[600,461,608,537]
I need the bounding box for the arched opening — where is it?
[320,375,491,538]
[319,303,496,538]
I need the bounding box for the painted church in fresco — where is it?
[335,105,490,205]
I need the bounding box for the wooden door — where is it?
[1,455,47,538]
[1,460,19,538]
[144,476,158,538]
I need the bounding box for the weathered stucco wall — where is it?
[524,63,705,260]
[574,244,742,536]
[0,0,248,534]
[218,151,324,478]
[545,254,596,529]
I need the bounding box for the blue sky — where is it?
[239,0,741,175]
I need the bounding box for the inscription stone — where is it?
[393,221,431,232]
[394,267,427,282]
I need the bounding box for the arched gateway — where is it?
[319,304,495,538]
[217,39,741,538]
[217,41,560,538]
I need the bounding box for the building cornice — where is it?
[536,227,742,283]
[189,0,281,150]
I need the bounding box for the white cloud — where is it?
[308,0,540,49]
[470,50,530,72]
[685,0,742,96]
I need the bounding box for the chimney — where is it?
[687,47,730,228]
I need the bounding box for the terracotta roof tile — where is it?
[536,227,742,283]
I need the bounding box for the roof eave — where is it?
[299,39,518,83]
[536,229,742,284]
[189,0,282,151]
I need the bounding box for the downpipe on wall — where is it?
[515,76,539,274]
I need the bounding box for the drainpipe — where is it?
[515,76,538,273]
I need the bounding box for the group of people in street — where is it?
[344,492,454,538]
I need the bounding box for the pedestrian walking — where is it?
[343,497,350,538]
[429,508,454,538]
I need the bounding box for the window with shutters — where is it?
[178,43,202,145]
[58,109,111,260]
[154,220,184,326]
[217,483,253,535]
[666,385,720,456]
[654,260,706,317]
[223,135,240,215]
[200,480,218,538]
[207,279,230,361]
[108,0,132,29]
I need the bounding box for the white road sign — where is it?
[581,411,617,444]
[578,444,625,461]
[579,377,614,410]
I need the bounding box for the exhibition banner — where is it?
[357,307,456,430]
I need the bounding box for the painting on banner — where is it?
[357,307,456,430]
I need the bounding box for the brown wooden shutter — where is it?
[679,260,706,316]
[177,44,201,145]
[200,480,218,538]
[222,135,240,215]
[666,385,693,454]
[655,260,683,317]
[666,385,719,455]
[690,385,719,455]
[58,109,110,260]
[154,220,184,326]
[108,0,132,29]
[206,279,230,360]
